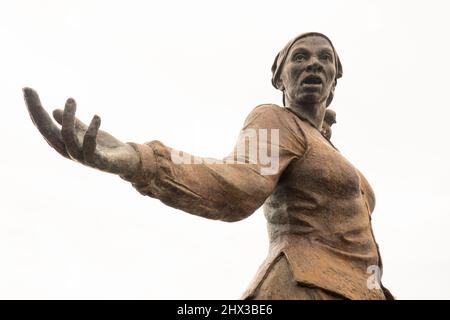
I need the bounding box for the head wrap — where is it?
[271,32,343,107]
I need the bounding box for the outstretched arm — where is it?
[24,90,305,222]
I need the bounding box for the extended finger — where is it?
[61,98,83,161]
[53,109,88,132]
[55,108,123,148]
[22,87,70,158]
[83,115,101,164]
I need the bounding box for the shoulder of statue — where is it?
[251,103,284,113]
[243,103,286,125]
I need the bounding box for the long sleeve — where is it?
[121,104,307,222]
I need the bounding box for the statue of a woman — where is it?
[24,32,393,300]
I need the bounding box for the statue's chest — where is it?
[288,131,361,199]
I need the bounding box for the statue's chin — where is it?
[296,92,325,105]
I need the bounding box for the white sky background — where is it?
[0,0,449,299]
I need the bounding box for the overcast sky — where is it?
[1,0,449,299]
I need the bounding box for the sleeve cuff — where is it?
[120,142,157,184]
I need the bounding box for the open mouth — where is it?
[302,75,323,85]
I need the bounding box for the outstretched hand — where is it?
[23,87,140,177]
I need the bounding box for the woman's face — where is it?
[279,36,337,105]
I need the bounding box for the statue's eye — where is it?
[320,53,332,61]
[294,53,306,62]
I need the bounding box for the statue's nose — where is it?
[306,58,323,73]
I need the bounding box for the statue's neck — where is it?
[285,98,327,130]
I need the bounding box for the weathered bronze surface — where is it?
[23,32,393,300]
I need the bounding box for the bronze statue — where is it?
[23,32,393,300]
